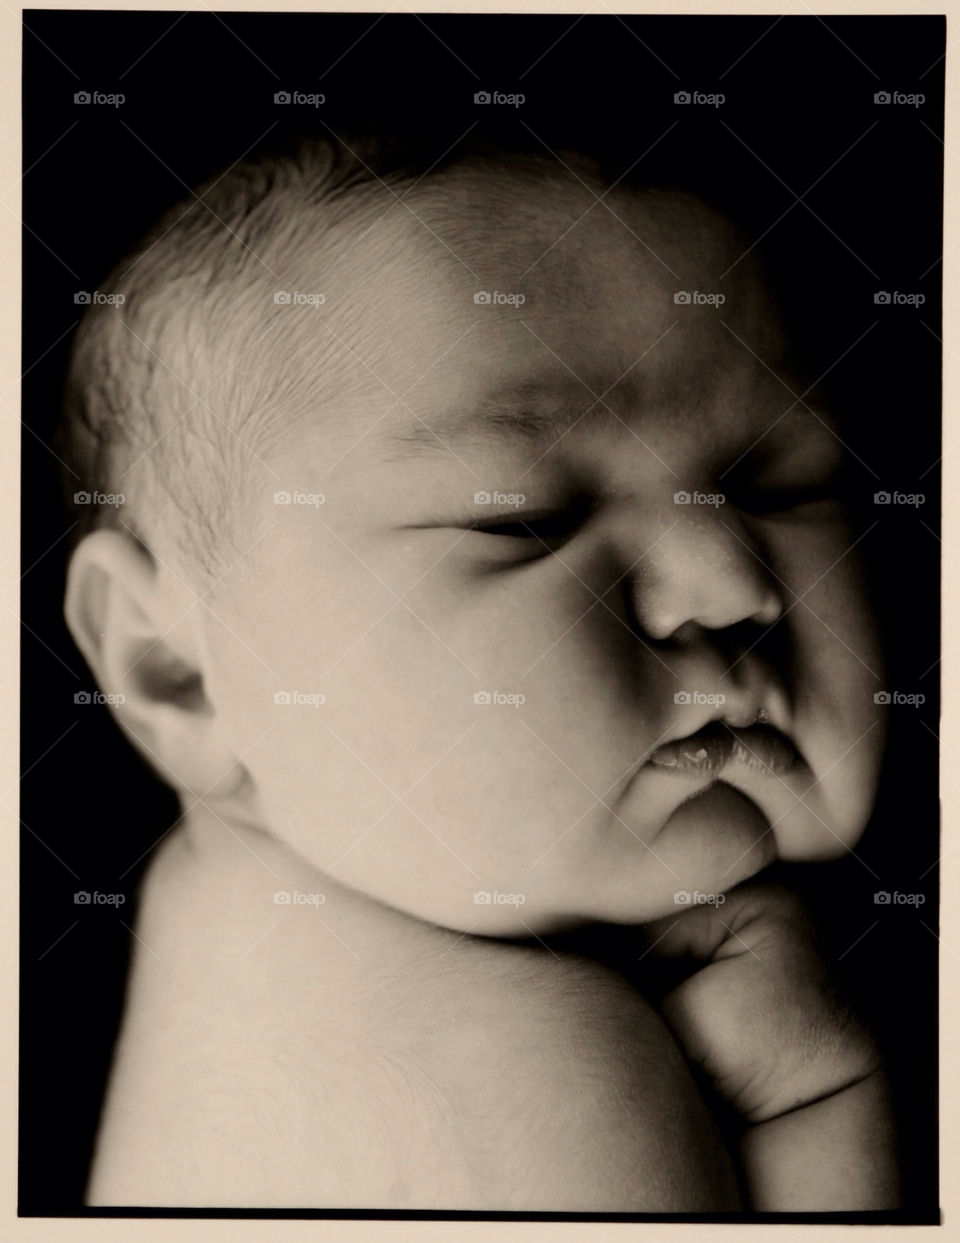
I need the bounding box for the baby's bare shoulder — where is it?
[398,939,740,1208]
[91,930,738,1208]
[88,834,738,1208]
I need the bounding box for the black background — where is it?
[21,10,942,1219]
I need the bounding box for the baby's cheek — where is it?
[785,520,881,699]
[763,511,879,671]
[779,531,885,834]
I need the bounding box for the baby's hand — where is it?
[638,882,881,1125]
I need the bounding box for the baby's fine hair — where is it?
[60,131,612,587]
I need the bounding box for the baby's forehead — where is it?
[263,165,789,462]
[409,169,749,287]
[318,178,766,333]
[285,162,754,310]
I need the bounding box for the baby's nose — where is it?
[628,508,783,641]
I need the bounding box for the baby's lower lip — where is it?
[648,723,799,777]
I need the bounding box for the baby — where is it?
[61,134,897,1209]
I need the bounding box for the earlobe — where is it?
[64,529,243,798]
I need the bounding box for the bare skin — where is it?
[88,805,898,1210]
[88,805,741,1209]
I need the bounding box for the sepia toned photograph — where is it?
[19,6,942,1224]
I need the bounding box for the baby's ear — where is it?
[64,529,241,798]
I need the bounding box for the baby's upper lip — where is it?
[647,720,800,777]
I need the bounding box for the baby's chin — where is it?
[418,783,784,937]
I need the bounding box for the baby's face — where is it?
[201,176,884,934]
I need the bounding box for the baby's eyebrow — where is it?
[379,374,631,459]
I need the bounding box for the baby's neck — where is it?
[140,802,477,995]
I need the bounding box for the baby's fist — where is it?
[640,883,880,1124]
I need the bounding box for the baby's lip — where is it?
[647,721,800,778]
